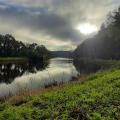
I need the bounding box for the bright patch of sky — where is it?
[0,0,119,50]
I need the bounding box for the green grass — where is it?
[0,57,28,63]
[0,68,120,119]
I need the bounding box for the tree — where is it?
[0,34,50,60]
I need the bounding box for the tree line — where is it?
[0,34,50,60]
[74,7,120,60]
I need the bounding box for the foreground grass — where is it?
[0,68,120,119]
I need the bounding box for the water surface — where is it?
[0,58,78,97]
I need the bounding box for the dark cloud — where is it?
[0,4,82,43]
[0,0,119,50]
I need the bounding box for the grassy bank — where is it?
[0,57,28,63]
[0,68,120,119]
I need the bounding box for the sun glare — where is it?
[76,23,98,35]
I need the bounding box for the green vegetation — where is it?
[0,34,50,60]
[0,67,120,119]
[0,57,28,63]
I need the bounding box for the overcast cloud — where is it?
[0,0,119,50]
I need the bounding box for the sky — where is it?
[0,0,120,50]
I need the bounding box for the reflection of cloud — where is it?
[0,0,119,50]
[0,59,78,97]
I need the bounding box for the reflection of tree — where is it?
[73,59,102,74]
[0,60,49,84]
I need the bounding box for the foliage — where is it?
[0,34,50,60]
[0,67,120,119]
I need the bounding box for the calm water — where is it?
[0,58,78,97]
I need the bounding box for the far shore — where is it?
[0,57,29,63]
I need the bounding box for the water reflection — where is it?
[73,59,104,74]
[0,61,49,84]
[0,58,78,97]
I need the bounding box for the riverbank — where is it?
[0,67,120,119]
[0,57,28,63]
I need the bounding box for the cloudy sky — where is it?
[0,0,120,50]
